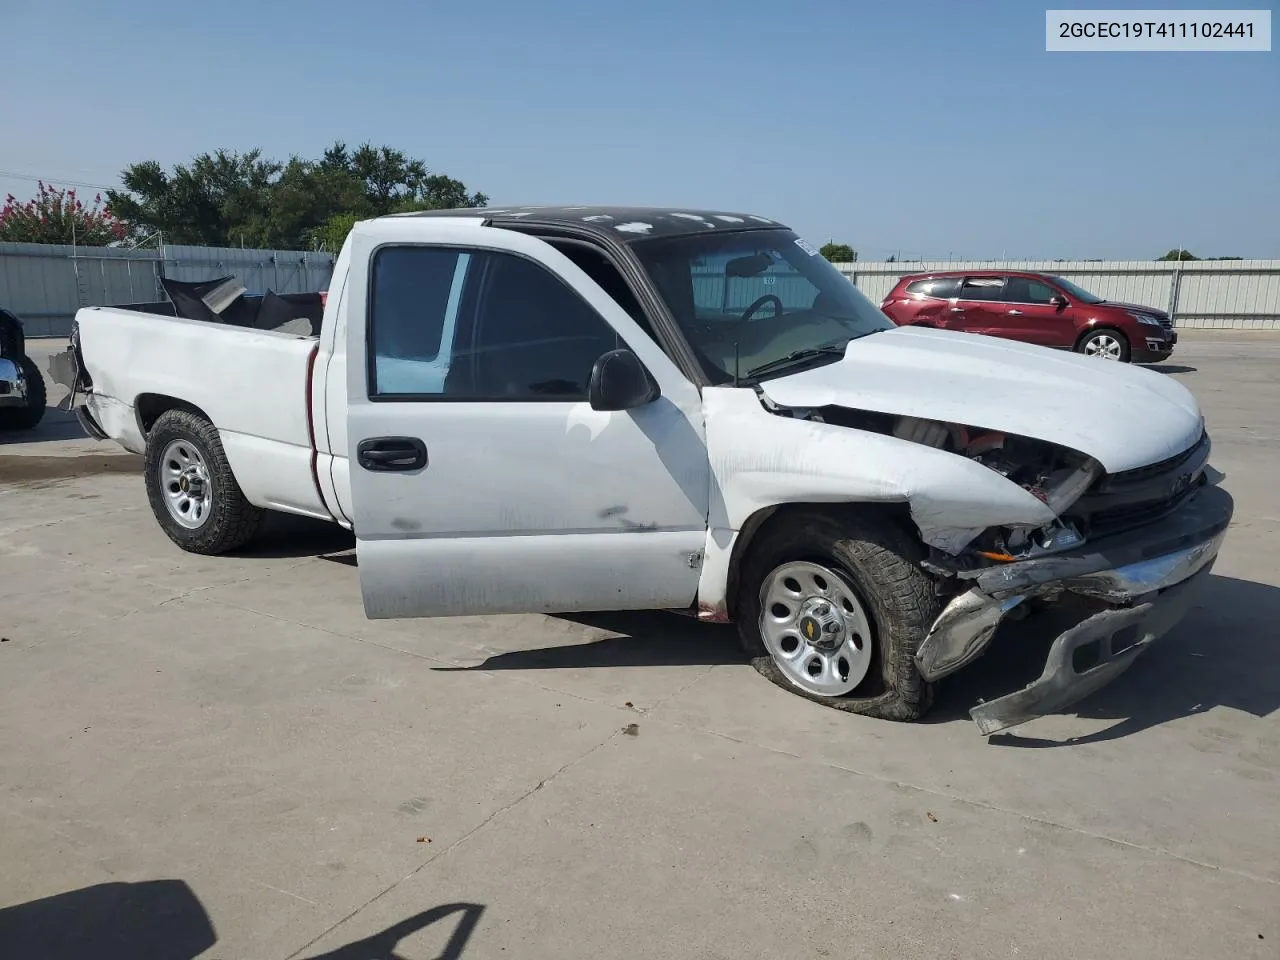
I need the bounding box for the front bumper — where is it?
[915,483,1233,735]
[0,357,27,408]
[1134,328,1177,363]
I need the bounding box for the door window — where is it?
[958,277,1006,301]
[904,277,961,299]
[368,247,471,396]
[1004,277,1058,304]
[368,246,620,400]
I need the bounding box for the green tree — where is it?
[819,242,857,263]
[1157,248,1199,261]
[107,142,487,250]
[309,212,363,253]
[0,182,126,245]
[108,149,279,246]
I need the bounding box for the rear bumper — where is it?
[0,357,27,408]
[46,344,116,444]
[915,483,1233,735]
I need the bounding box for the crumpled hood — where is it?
[759,326,1202,473]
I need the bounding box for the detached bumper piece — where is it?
[968,570,1208,735]
[916,484,1233,735]
[46,343,108,440]
[0,357,27,408]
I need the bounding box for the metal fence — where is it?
[0,243,336,337]
[3,241,1277,336]
[836,259,1280,329]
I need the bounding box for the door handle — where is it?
[950,307,965,313]
[1007,309,1023,315]
[357,437,428,472]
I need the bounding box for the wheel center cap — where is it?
[798,598,844,650]
[179,471,203,495]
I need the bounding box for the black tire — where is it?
[736,510,942,721]
[1076,328,1131,363]
[0,355,47,431]
[143,409,264,554]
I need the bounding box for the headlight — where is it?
[1128,311,1162,326]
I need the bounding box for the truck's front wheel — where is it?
[736,511,942,721]
[144,409,264,555]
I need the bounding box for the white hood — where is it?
[759,326,1203,474]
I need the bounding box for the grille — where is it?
[1104,430,1207,486]
[1082,482,1202,538]
[1065,430,1209,538]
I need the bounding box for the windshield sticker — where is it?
[794,238,820,257]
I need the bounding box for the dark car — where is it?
[0,307,48,431]
[879,271,1176,363]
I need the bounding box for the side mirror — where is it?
[588,349,659,411]
[1051,295,1069,310]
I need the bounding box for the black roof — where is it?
[395,205,788,241]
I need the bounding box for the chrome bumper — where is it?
[0,357,27,408]
[916,483,1233,735]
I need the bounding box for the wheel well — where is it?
[723,501,916,621]
[135,394,214,435]
[1075,325,1129,350]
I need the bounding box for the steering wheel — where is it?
[740,294,784,323]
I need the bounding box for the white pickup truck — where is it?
[58,205,1233,734]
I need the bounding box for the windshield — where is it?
[631,229,893,384]
[1048,275,1105,304]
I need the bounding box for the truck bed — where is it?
[74,305,334,522]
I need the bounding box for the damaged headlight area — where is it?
[794,406,1103,563]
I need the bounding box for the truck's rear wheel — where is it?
[0,355,47,431]
[736,511,942,721]
[144,409,264,554]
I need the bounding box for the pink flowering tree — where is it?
[0,182,128,245]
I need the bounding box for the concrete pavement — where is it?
[2,335,1277,959]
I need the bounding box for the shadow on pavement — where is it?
[229,512,356,560]
[304,902,486,960]
[0,880,215,960]
[434,610,742,672]
[0,880,486,960]
[1147,363,1198,374]
[931,574,1280,746]
[0,407,90,445]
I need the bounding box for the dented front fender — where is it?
[702,388,1056,538]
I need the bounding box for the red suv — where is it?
[879,271,1176,363]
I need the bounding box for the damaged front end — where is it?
[903,416,1228,735]
[764,398,1230,735]
[919,481,1229,734]
[792,403,1105,563]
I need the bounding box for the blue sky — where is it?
[2,0,1276,259]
